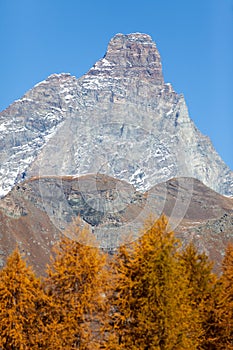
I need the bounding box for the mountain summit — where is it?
[0,33,232,197]
[89,33,164,83]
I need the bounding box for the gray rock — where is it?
[0,175,232,272]
[0,33,232,197]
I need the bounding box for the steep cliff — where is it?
[0,33,232,197]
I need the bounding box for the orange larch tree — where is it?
[213,243,233,349]
[179,243,217,349]
[0,248,52,349]
[107,215,202,349]
[44,220,108,349]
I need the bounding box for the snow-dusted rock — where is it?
[0,33,232,197]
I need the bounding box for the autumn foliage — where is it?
[108,216,207,349]
[0,215,232,349]
[44,221,108,349]
[0,248,53,349]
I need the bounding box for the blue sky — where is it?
[1,0,232,169]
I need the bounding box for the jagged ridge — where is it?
[0,33,232,197]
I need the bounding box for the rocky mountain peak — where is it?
[0,32,232,198]
[87,33,164,84]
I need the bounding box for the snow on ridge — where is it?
[33,73,77,89]
[47,73,72,79]
[0,123,7,131]
[100,58,115,67]
[34,80,50,88]
[82,75,122,90]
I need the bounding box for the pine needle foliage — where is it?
[212,244,233,349]
[179,243,217,349]
[108,215,201,349]
[0,248,50,349]
[44,219,108,349]
[0,216,231,349]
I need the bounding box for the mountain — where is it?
[0,33,232,272]
[0,33,232,198]
[0,175,232,273]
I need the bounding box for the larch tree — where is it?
[103,241,135,349]
[44,219,109,349]
[107,215,202,350]
[0,248,52,350]
[212,243,233,349]
[179,243,217,349]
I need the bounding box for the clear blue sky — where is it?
[1,0,232,169]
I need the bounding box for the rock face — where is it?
[0,33,233,197]
[88,33,164,84]
[0,175,232,273]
